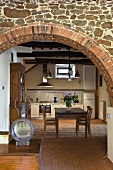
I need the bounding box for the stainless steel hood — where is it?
[37,64,53,87]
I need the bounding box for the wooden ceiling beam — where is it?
[18,41,93,65]
[24,58,93,65]
[17,51,86,58]
[19,41,70,49]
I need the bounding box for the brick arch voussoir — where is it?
[1,23,113,106]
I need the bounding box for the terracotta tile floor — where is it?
[0,119,113,170]
[32,119,113,170]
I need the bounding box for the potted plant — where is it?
[61,91,79,108]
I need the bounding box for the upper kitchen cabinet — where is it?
[83,65,96,90]
[10,62,25,104]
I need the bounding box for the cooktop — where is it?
[39,101,52,103]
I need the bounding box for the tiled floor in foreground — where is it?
[35,119,113,170]
[0,119,112,170]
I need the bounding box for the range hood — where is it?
[37,64,53,87]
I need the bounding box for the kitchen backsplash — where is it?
[26,90,84,103]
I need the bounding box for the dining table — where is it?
[55,107,88,139]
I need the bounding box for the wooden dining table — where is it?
[55,107,88,139]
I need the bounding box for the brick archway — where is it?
[1,23,113,105]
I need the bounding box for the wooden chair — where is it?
[42,106,57,136]
[76,106,93,137]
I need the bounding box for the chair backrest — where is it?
[87,106,93,120]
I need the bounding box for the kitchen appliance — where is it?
[83,92,95,119]
[39,104,51,116]
[37,64,53,87]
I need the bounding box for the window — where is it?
[55,64,75,78]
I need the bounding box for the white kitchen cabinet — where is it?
[73,103,84,109]
[60,104,67,108]
[99,101,106,121]
[52,104,61,108]
[31,103,39,117]
[83,65,96,90]
[51,104,55,117]
[83,92,95,119]
[52,103,65,116]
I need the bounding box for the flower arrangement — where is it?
[61,91,79,108]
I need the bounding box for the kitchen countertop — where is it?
[31,102,83,105]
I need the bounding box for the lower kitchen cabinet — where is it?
[83,92,95,119]
[31,103,39,117]
[73,103,84,109]
[31,103,84,118]
[99,101,106,121]
[51,103,67,116]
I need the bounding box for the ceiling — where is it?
[17,41,93,65]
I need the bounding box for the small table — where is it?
[55,108,88,139]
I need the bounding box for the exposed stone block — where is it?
[4,7,31,18]
[97,39,111,46]
[94,28,103,37]
[101,22,112,29]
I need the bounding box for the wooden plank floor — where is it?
[0,155,39,170]
[0,119,113,170]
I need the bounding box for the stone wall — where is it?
[0,0,113,55]
[0,0,113,105]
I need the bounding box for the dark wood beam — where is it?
[18,41,93,65]
[17,51,86,58]
[19,41,70,49]
[24,58,93,65]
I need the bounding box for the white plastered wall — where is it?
[107,107,113,162]
[0,49,11,131]
[0,48,23,131]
